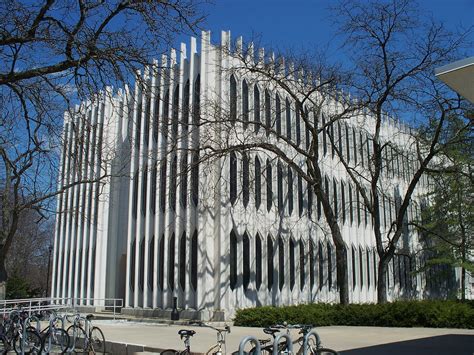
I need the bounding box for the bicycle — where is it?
[66,312,106,354]
[195,321,231,355]
[1,310,43,354]
[160,329,196,355]
[34,312,70,354]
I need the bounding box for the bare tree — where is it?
[0,0,205,299]
[195,35,361,304]
[329,0,472,303]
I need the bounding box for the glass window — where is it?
[230,152,238,205]
[279,237,285,290]
[256,234,262,290]
[180,153,188,207]
[191,152,199,206]
[298,174,303,217]
[341,181,346,223]
[130,239,136,290]
[243,232,250,290]
[179,232,186,291]
[132,169,139,218]
[367,249,371,287]
[318,242,324,290]
[352,246,357,289]
[193,75,200,126]
[230,75,237,124]
[242,153,250,207]
[230,230,237,290]
[153,92,160,142]
[266,159,272,212]
[160,158,167,212]
[277,162,283,213]
[191,231,198,291]
[322,114,327,156]
[267,235,274,291]
[327,242,332,290]
[289,238,295,290]
[275,94,281,136]
[254,85,260,132]
[296,103,301,146]
[286,98,292,140]
[299,239,305,290]
[151,162,157,214]
[359,247,364,288]
[139,238,145,290]
[148,236,154,290]
[242,80,249,129]
[333,178,338,220]
[255,156,261,209]
[288,167,293,215]
[309,241,315,288]
[169,233,175,290]
[182,80,190,131]
[265,90,271,136]
[172,85,179,140]
[159,235,164,290]
[141,164,148,216]
[169,156,177,211]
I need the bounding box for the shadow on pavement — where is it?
[340,334,474,355]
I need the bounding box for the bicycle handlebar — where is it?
[190,321,231,334]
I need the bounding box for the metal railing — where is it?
[0,297,123,319]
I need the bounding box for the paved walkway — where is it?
[93,320,474,354]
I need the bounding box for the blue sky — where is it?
[197,0,473,60]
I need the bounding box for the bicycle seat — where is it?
[178,329,196,338]
[86,314,94,320]
[263,327,280,336]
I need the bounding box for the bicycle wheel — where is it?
[42,328,70,354]
[13,329,42,354]
[316,348,339,355]
[66,324,86,353]
[160,349,179,355]
[88,326,106,354]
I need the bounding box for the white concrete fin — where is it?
[258,47,265,67]
[170,48,177,67]
[201,30,211,51]
[190,36,197,54]
[278,57,285,76]
[288,62,295,80]
[221,30,230,50]
[247,42,255,63]
[180,42,187,61]
[235,36,243,55]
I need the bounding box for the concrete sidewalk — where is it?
[92,320,474,354]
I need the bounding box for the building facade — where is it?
[51,31,456,320]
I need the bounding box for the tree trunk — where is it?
[377,257,388,303]
[336,246,349,304]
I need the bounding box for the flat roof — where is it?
[435,57,474,103]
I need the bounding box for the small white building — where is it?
[51,31,448,320]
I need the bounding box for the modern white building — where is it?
[51,31,450,320]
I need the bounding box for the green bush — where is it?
[234,300,474,329]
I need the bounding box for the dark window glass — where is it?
[265,90,271,136]
[191,231,198,291]
[193,75,200,126]
[298,174,303,217]
[180,153,188,207]
[327,243,332,290]
[352,246,357,288]
[163,90,169,139]
[337,122,343,159]
[359,247,364,288]
[135,88,143,148]
[267,236,273,291]
[330,122,335,158]
[144,85,151,147]
[159,235,164,289]
[322,114,327,156]
[341,181,346,223]
[373,249,377,285]
[359,131,364,167]
[333,178,338,220]
[367,249,371,287]
[191,152,199,206]
[255,156,261,209]
[169,233,175,290]
[139,238,145,290]
[141,164,148,216]
[288,167,293,215]
[179,233,186,291]
[309,241,315,288]
[242,80,249,129]
[286,98,292,140]
[345,124,351,162]
[148,236,155,290]
[160,158,167,212]
[349,183,354,224]
[289,238,295,290]
[277,162,283,213]
[242,153,250,207]
[307,180,313,217]
[230,152,238,205]
[275,94,281,135]
[318,242,324,290]
[279,237,285,290]
[230,75,237,124]
[254,85,260,132]
[230,230,237,290]
[169,156,177,211]
[299,239,305,290]
[295,103,301,146]
[182,80,190,131]
[132,169,139,218]
[243,232,250,290]
[305,108,310,150]
[353,127,358,164]
[151,162,157,214]
[356,188,361,225]
[266,160,272,212]
[153,91,160,142]
[256,234,262,290]
[130,238,137,291]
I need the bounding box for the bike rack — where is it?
[272,333,293,355]
[238,335,261,355]
[302,330,322,355]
